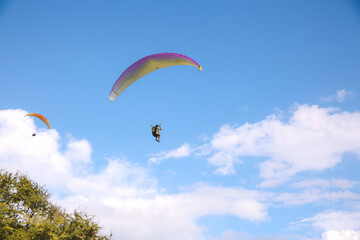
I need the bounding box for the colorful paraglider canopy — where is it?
[109,52,202,101]
[25,113,51,129]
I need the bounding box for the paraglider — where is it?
[109,52,202,101]
[151,124,162,143]
[109,52,202,143]
[24,113,50,136]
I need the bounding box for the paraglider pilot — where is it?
[152,124,162,142]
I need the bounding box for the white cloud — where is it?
[203,104,360,186]
[321,89,354,103]
[57,183,268,240]
[65,138,92,163]
[322,230,360,240]
[58,183,268,240]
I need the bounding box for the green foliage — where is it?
[0,170,112,240]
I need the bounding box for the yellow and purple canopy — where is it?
[109,52,202,101]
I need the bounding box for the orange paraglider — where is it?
[25,113,51,129]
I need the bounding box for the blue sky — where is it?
[1,1,360,239]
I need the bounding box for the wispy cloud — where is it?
[148,143,193,164]
[320,89,354,103]
[272,189,360,206]
[295,210,360,231]
[291,178,360,189]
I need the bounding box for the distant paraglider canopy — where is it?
[25,113,51,129]
[109,52,202,101]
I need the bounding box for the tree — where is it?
[0,170,112,239]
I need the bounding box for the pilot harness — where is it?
[152,126,160,137]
